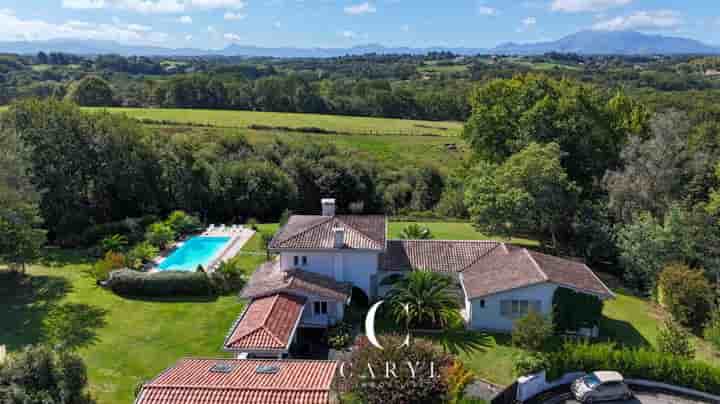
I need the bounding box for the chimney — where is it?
[333,227,345,249]
[321,198,336,217]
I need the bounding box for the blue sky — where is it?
[1,1,719,49]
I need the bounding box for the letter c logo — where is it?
[365,300,410,350]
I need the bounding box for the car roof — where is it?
[592,371,624,383]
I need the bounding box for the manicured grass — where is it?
[85,107,463,137]
[388,221,540,247]
[0,249,247,404]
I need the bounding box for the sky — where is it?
[1,0,720,49]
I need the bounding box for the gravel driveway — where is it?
[547,391,716,404]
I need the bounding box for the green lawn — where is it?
[388,221,540,247]
[84,107,463,137]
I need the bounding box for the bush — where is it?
[71,215,158,247]
[326,321,353,350]
[212,260,247,294]
[85,252,126,283]
[145,222,176,249]
[656,319,695,359]
[444,360,475,404]
[704,309,720,351]
[341,335,452,404]
[100,234,128,253]
[514,352,549,377]
[126,241,159,269]
[165,210,202,236]
[246,218,259,231]
[0,345,95,404]
[552,287,603,331]
[545,342,720,393]
[657,263,713,331]
[106,269,213,297]
[512,310,553,351]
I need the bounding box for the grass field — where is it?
[86,107,463,137]
[388,221,539,247]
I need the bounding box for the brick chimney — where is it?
[321,198,336,217]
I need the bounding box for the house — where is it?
[227,198,613,358]
[134,358,338,404]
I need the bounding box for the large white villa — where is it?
[223,198,614,358]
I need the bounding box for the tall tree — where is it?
[65,75,115,107]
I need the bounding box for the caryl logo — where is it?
[364,300,410,350]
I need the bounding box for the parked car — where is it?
[571,371,633,403]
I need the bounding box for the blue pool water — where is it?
[157,236,231,271]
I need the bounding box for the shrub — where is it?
[0,345,95,404]
[212,260,247,294]
[72,215,158,247]
[126,241,159,270]
[246,218,259,231]
[444,360,475,404]
[545,342,720,393]
[106,269,213,297]
[656,319,695,359]
[398,223,433,240]
[100,234,128,253]
[341,335,452,404]
[657,263,713,331]
[85,252,126,283]
[145,222,176,249]
[552,287,603,332]
[512,310,553,351]
[514,352,549,377]
[165,210,202,236]
[704,309,720,351]
[326,321,353,350]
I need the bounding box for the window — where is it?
[301,256,308,266]
[293,256,299,266]
[479,299,485,308]
[313,301,328,315]
[500,300,541,318]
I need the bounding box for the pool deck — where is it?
[149,227,256,273]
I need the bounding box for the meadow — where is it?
[85,107,463,137]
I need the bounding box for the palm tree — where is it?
[100,234,128,253]
[385,271,461,329]
[399,224,433,240]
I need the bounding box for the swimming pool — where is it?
[157,236,231,271]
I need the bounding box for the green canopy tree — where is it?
[385,271,461,329]
[465,142,579,249]
[65,75,115,107]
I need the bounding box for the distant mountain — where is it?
[0,31,718,57]
[492,31,720,55]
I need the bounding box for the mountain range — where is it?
[1,30,718,57]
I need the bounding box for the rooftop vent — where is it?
[255,364,280,375]
[209,363,235,374]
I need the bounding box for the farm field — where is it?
[152,124,467,172]
[84,107,463,137]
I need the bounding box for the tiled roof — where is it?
[269,215,386,250]
[224,293,305,351]
[462,244,614,299]
[136,358,337,404]
[241,260,351,301]
[381,240,501,273]
[382,240,613,300]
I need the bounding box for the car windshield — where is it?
[582,375,602,389]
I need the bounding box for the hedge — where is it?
[107,269,213,297]
[546,342,720,394]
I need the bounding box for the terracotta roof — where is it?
[136,358,337,404]
[270,215,386,250]
[224,293,305,351]
[462,244,614,299]
[241,260,351,301]
[381,240,501,273]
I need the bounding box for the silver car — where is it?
[571,371,634,403]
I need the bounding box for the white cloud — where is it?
[273,21,282,28]
[223,12,246,20]
[400,24,409,32]
[551,0,632,13]
[178,15,192,23]
[223,32,242,41]
[477,6,498,16]
[342,30,357,38]
[593,10,683,31]
[344,2,376,15]
[63,0,246,13]
[0,9,168,43]
[207,25,217,32]
[184,34,193,40]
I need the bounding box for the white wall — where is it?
[279,250,379,298]
[469,283,558,332]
